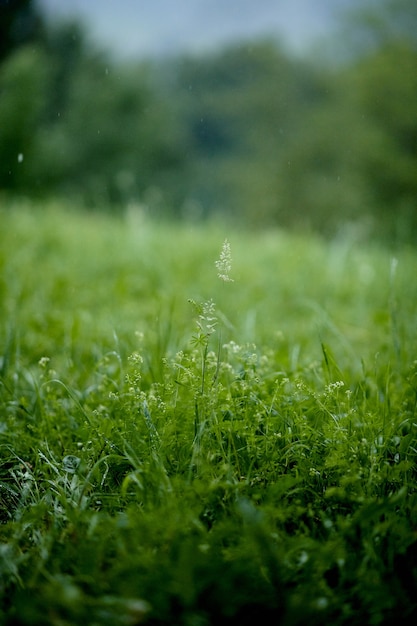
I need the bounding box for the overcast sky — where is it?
[36,0,354,59]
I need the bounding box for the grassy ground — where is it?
[1,200,417,625]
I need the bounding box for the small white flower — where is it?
[325,381,344,394]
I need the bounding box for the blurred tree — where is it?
[347,41,417,237]
[0,0,44,62]
[321,0,417,239]
[32,53,187,207]
[273,76,375,235]
[0,44,48,189]
[340,0,417,56]
[0,0,415,241]
[174,40,319,220]
[0,18,188,209]
[265,0,417,240]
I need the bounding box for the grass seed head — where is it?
[215,238,234,282]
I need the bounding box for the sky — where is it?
[36,0,354,59]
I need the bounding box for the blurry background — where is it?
[1,0,416,242]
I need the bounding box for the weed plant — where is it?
[0,201,417,625]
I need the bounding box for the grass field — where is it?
[1,200,417,625]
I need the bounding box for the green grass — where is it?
[1,200,417,625]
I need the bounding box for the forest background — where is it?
[0,0,416,243]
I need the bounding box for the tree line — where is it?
[0,0,416,241]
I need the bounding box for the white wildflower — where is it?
[325,381,344,394]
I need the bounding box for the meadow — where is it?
[1,200,416,625]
